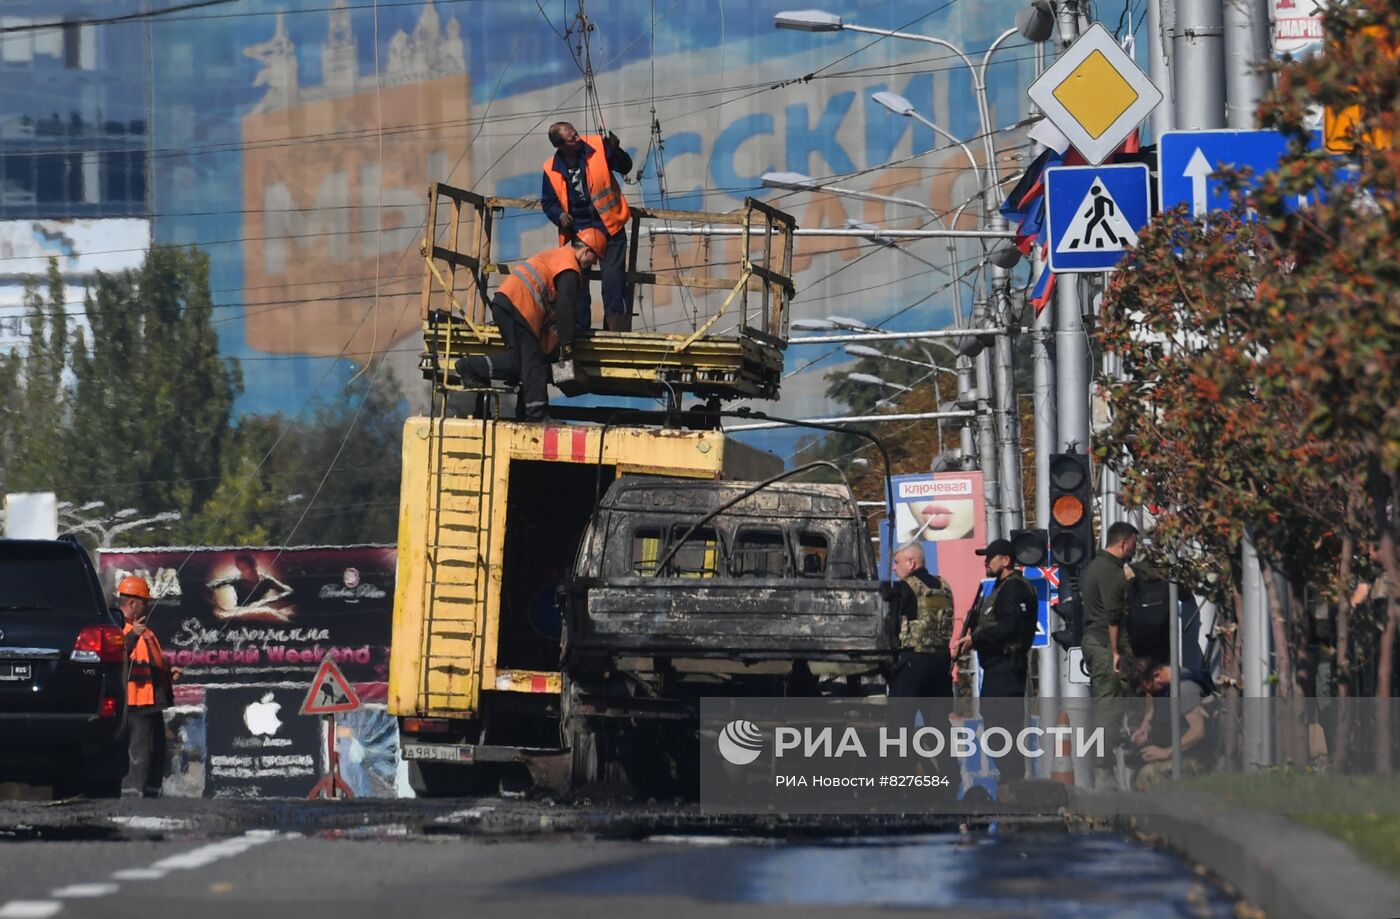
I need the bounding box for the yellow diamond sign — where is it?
[1051,50,1140,139]
[1029,23,1163,165]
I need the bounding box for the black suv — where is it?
[0,537,128,796]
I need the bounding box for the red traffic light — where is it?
[1052,495,1085,527]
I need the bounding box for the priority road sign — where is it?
[1158,129,1290,217]
[1044,163,1151,273]
[300,657,361,715]
[1027,23,1163,165]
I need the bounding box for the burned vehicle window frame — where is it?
[584,481,874,585]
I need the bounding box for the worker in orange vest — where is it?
[456,229,605,421]
[540,121,633,332]
[117,575,181,798]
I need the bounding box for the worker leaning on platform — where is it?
[456,229,606,422]
[540,121,633,333]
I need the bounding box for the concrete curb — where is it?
[1069,788,1400,919]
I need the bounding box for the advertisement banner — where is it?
[204,685,322,799]
[882,471,986,634]
[98,546,394,688]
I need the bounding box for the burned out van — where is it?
[559,477,896,786]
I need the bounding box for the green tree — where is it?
[64,246,241,525]
[1096,0,1399,768]
[0,264,72,492]
[181,366,406,547]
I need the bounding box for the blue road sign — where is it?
[1158,129,1290,217]
[1024,568,1056,649]
[1044,164,1152,273]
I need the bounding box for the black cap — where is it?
[975,538,1015,559]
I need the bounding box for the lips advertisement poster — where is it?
[98,546,394,688]
[880,472,986,638]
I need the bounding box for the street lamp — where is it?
[762,169,982,309]
[776,8,1031,541]
[763,169,949,218]
[772,9,843,31]
[1016,1,1057,43]
[870,91,984,191]
[845,343,958,377]
[846,371,909,392]
[775,10,1018,185]
[847,369,950,454]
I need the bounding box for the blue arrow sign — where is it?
[1158,129,1291,217]
[1044,164,1152,273]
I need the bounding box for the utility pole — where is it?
[1241,529,1273,767]
[1171,0,1226,130]
[974,331,1002,540]
[1050,0,1091,786]
[992,276,1025,535]
[1224,0,1271,128]
[1147,0,1176,140]
[1184,0,1274,761]
[1031,243,1059,777]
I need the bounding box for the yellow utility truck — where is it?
[389,183,894,794]
[390,416,781,793]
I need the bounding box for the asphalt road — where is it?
[0,797,1240,918]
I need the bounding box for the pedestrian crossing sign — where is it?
[1044,163,1152,273]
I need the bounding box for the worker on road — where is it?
[956,539,1037,782]
[887,542,956,698]
[118,576,180,798]
[540,121,633,332]
[456,229,605,421]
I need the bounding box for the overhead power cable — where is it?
[0,0,238,32]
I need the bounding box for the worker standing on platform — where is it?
[540,121,633,332]
[456,229,605,421]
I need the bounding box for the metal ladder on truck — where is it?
[414,397,500,719]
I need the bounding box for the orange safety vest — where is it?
[498,245,584,352]
[124,623,170,709]
[542,134,631,242]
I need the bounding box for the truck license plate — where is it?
[402,742,473,763]
[0,663,32,681]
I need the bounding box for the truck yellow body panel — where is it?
[389,417,780,719]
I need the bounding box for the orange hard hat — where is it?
[575,228,607,258]
[116,575,151,600]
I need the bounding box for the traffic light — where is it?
[1048,452,1094,569]
[1009,528,1048,568]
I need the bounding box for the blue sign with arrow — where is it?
[1044,163,1152,273]
[1158,129,1291,217]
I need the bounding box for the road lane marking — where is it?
[0,902,62,919]
[1,830,286,919]
[109,817,189,832]
[436,807,495,823]
[110,869,165,881]
[50,885,119,898]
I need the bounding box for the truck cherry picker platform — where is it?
[417,182,795,405]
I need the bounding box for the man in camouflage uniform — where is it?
[956,538,1038,780]
[887,542,956,697]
